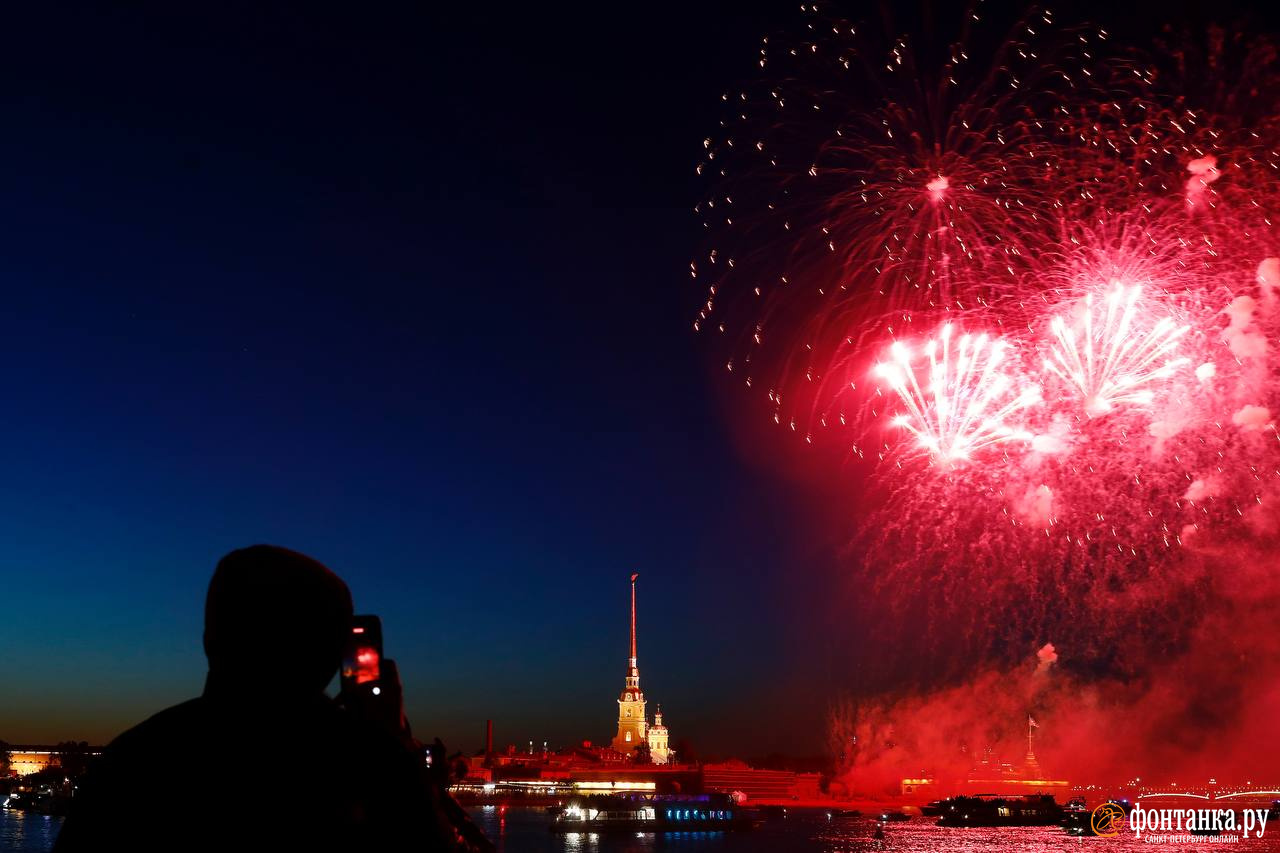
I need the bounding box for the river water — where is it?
[5,806,1277,851]
[469,806,1279,851]
[0,810,62,852]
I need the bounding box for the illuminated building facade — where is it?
[7,750,59,776]
[612,573,647,752]
[4,746,101,776]
[899,719,1067,797]
[647,707,670,765]
[610,573,672,760]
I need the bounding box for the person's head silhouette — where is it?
[203,545,353,697]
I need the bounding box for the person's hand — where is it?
[336,658,414,747]
[427,737,449,786]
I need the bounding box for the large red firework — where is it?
[694,3,1280,682]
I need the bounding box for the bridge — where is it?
[1134,785,1280,807]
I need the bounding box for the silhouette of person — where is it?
[54,545,487,852]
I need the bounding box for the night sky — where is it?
[1,3,845,756]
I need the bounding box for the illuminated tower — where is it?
[1023,715,1043,779]
[611,573,647,753]
[647,706,670,765]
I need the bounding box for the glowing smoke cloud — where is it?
[1185,155,1222,206]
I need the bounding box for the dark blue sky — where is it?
[0,3,847,755]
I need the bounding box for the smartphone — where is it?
[341,614,383,692]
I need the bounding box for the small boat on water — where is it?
[1,791,69,816]
[1063,811,1107,836]
[1061,796,1096,836]
[936,793,1065,827]
[549,792,753,833]
[1062,797,1131,836]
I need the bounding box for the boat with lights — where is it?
[549,793,753,833]
[936,793,1065,827]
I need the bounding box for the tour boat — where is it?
[549,793,753,833]
[935,793,1065,826]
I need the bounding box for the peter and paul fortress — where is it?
[610,573,671,765]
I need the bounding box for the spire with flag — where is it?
[629,573,639,663]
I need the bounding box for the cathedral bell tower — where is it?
[611,573,647,753]
[647,706,670,765]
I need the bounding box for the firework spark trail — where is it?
[1044,282,1191,416]
[689,6,1121,431]
[874,324,1041,462]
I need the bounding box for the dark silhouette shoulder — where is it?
[56,693,443,852]
[54,545,459,852]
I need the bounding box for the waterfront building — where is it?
[898,718,1067,798]
[6,749,61,776]
[448,578,841,803]
[647,707,669,765]
[4,746,101,777]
